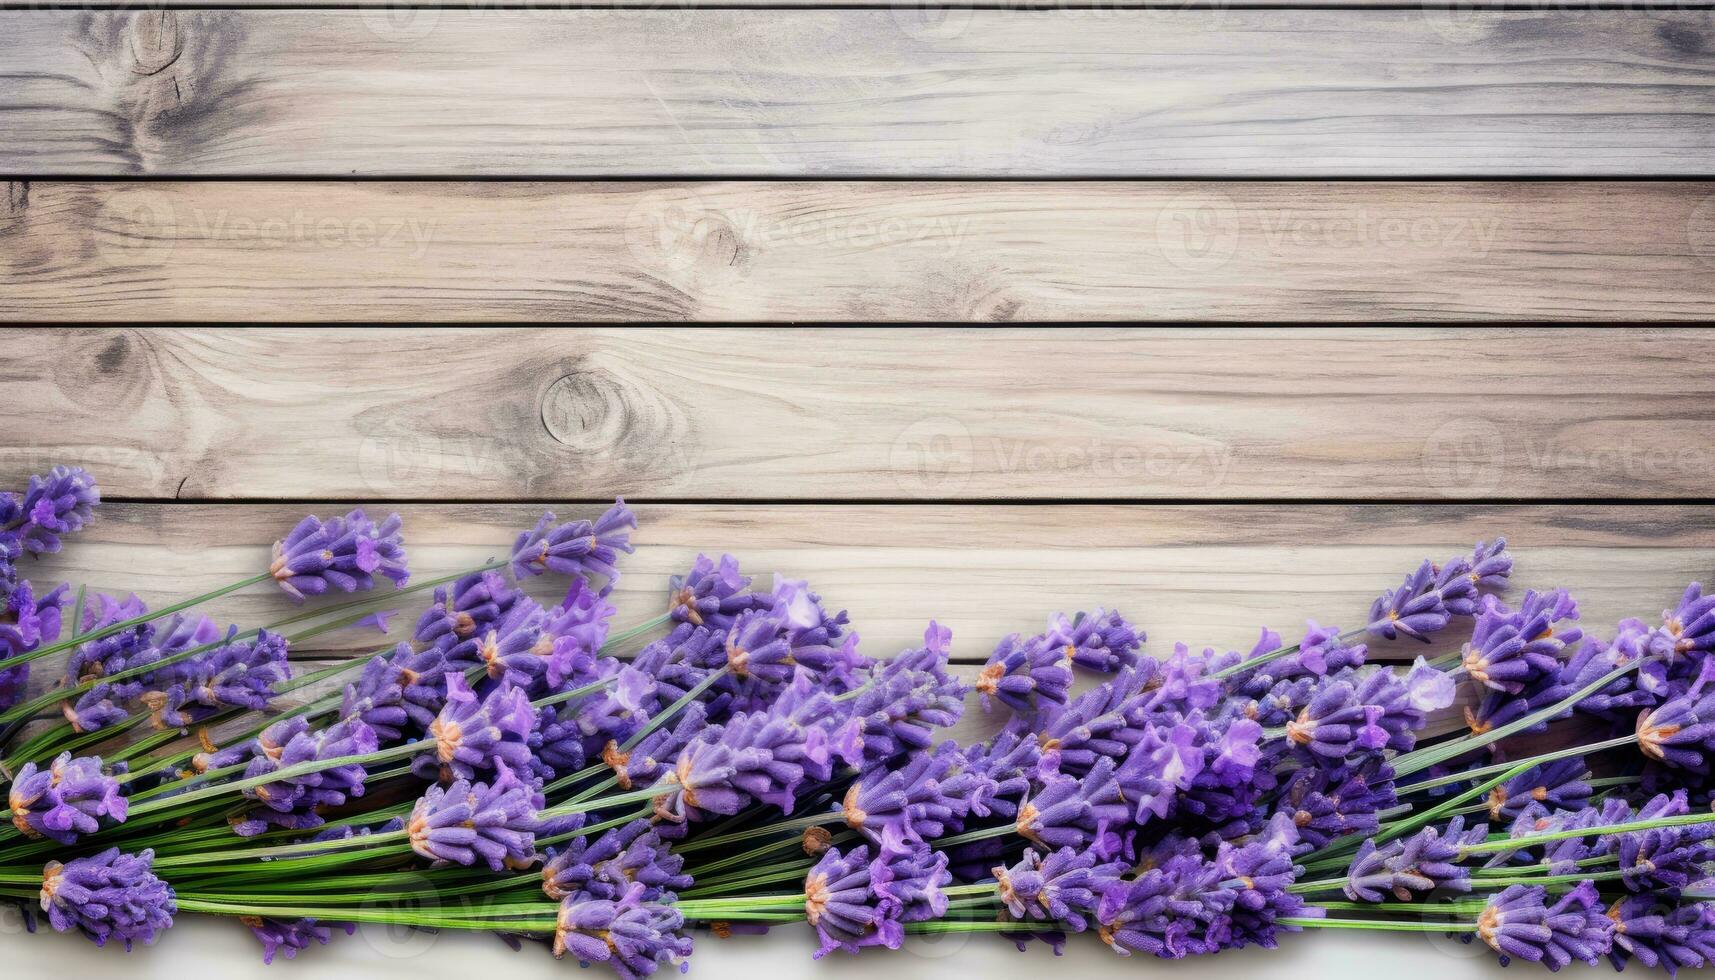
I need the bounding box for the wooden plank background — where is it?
[6,182,1715,322]
[3,11,1714,177]
[2,0,1714,972]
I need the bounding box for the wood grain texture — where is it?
[4,327,1715,501]
[21,502,1715,745]
[3,11,1713,176]
[7,181,1715,322]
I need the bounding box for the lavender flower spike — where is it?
[40,847,175,950]
[996,847,1124,932]
[804,843,901,957]
[271,509,408,602]
[1476,882,1614,969]
[511,500,637,594]
[408,762,540,871]
[419,672,537,783]
[1042,609,1144,673]
[3,465,99,555]
[8,752,127,843]
[552,883,692,980]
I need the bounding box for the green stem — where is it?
[1283,917,1474,932]
[1460,810,1715,856]
[620,666,730,752]
[676,811,844,855]
[1395,735,1635,796]
[125,740,430,820]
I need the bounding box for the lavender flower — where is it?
[1655,583,1715,663]
[844,623,967,765]
[842,739,991,842]
[1273,762,1395,850]
[1476,882,1614,969]
[412,570,520,651]
[2,466,99,555]
[140,627,291,730]
[1344,816,1485,902]
[7,753,127,843]
[995,847,1124,932]
[1369,541,1511,642]
[511,501,636,594]
[1488,759,1592,822]
[1285,680,1387,761]
[1607,894,1715,974]
[552,883,692,980]
[870,824,951,924]
[1094,853,1232,958]
[271,509,407,602]
[977,631,1073,714]
[245,917,348,964]
[1219,821,1319,949]
[1,576,66,709]
[408,762,540,870]
[419,672,537,783]
[541,819,690,903]
[233,717,377,836]
[1461,590,1582,694]
[804,843,900,957]
[1042,609,1144,673]
[1613,791,1715,891]
[593,702,708,791]
[962,728,1043,820]
[39,847,174,949]
[668,554,772,631]
[1636,673,1715,773]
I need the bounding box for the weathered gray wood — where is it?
[6,181,1714,321]
[2,11,1712,176]
[5,328,1715,500]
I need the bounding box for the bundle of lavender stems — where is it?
[5,466,1715,975]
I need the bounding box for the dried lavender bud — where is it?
[1476,882,1613,969]
[1041,608,1144,673]
[39,847,174,949]
[976,632,1073,714]
[141,627,291,730]
[552,883,692,980]
[842,739,992,842]
[542,819,690,903]
[804,843,900,957]
[1,577,66,709]
[1094,853,1233,959]
[962,728,1043,820]
[408,763,540,870]
[3,466,99,555]
[418,672,537,783]
[412,570,520,652]
[668,553,772,631]
[1606,894,1715,973]
[1461,590,1582,694]
[995,847,1124,932]
[1654,583,1715,664]
[1488,758,1592,822]
[1344,816,1485,902]
[7,752,127,843]
[232,717,378,836]
[844,623,967,765]
[511,500,636,594]
[271,509,408,602]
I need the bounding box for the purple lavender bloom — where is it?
[461,598,578,698]
[60,683,136,734]
[1273,762,1395,850]
[39,847,174,949]
[1461,590,1583,694]
[1614,791,1715,891]
[246,917,348,964]
[141,627,292,730]
[3,466,99,555]
[408,762,540,870]
[577,665,659,747]
[977,632,1073,714]
[419,672,537,783]
[842,739,992,842]
[720,670,854,813]
[1465,666,1575,740]
[1042,609,1144,673]
[1285,680,1388,761]
[8,752,127,843]
[542,576,616,683]
[1293,621,1367,678]
[542,819,691,903]
[0,576,66,709]
[1477,882,1614,969]
[232,717,378,836]
[845,623,967,765]
[870,824,951,924]
[996,847,1125,932]
[668,553,772,631]
[1015,756,1123,854]
[63,593,151,685]
[1607,895,1715,975]
[1561,623,1664,722]
[412,570,520,651]
[1369,560,1459,642]
[270,509,408,602]
[552,883,692,980]
[595,703,708,791]
[1464,538,1515,593]
[510,500,636,594]
[963,728,1043,820]
[1218,819,1320,949]
[1489,759,1591,822]
[1655,583,1715,663]
[804,844,901,957]
[1344,816,1485,902]
[1094,853,1233,958]
[1637,674,1715,773]
[1034,667,1153,778]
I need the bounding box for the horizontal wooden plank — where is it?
[3,11,1713,176]
[4,327,1715,500]
[17,502,1715,745]
[6,181,1714,322]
